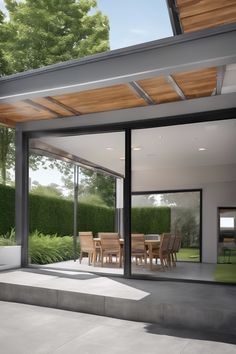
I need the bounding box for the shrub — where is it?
[29,231,79,264]
[0,228,16,246]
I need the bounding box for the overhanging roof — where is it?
[0,6,236,128]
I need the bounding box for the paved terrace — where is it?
[1,301,236,354]
[0,268,235,339]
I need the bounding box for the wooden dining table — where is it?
[93,238,160,269]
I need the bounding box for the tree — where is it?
[3,0,109,73]
[31,182,63,198]
[62,167,116,207]
[132,195,156,207]
[0,10,8,76]
[0,128,15,184]
[0,10,14,185]
[0,0,109,184]
[80,169,115,208]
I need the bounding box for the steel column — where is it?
[15,128,29,266]
[123,129,132,278]
[73,165,79,262]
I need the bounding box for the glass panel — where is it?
[29,131,125,275]
[218,208,236,264]
[131,119,236,282]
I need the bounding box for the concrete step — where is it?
[0,268,235,336]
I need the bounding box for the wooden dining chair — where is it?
[167,234,176,267]
[150,233,171,270]
[78,231,98,266]
[98,233,122,267]
[171,234,182,266]
[131,233,147,265]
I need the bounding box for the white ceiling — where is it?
[222,64,236,94]
[38,119,236,175]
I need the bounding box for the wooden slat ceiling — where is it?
[54,84,147,115]
[177,0,236,32]
[0,67,218,127]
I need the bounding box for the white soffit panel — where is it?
[222,63,236,94]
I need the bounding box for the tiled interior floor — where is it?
[35,258,216,281]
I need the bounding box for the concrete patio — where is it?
[0,268,235,338]
[1,301,236,354]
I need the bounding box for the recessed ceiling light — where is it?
[198,147,207,151]
[119,157,125,160]
[132,147,141,151]
[106,147,114,151]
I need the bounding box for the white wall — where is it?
[132,164,236,263]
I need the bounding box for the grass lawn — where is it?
[214,264,236,283]
[217,253,236,264]
[177,248,200,262]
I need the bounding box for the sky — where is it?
[1,0,173,187]
[96,0,172,49]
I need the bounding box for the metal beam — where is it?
[166,0,183,35]
[24,98,63,118]
[216,65,226,95]
[19,92,236,135]
[167,75,186,100]
[29,139,124,179]
[129,81,155,105]
[0,23,235,103]
[45,96,81,116]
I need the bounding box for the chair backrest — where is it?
[99,233,120,251]
[131,234,145,252]
[168,235,175,252]
[160,233,171,252]
[173,234,182,253]
[79,232,94,252]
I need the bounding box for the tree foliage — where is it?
[0,128,15,184]
[62,167,116,207]
[3,0,109,73]
[80,169,116,208]
[31,182,64,198]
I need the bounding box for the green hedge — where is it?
[0,185,15,235]
[29,194,115,235]
[0,184,170,236]
[0,184,114,235]
[132,206,171,234]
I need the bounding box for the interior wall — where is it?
[132,164,236,263]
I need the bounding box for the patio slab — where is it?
[0,268,235,337]
[1,301,236,354]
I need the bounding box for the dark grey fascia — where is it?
[0,23,236,103]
